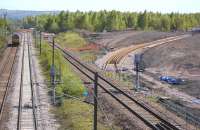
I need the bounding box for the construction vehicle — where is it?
[160,76,185,85]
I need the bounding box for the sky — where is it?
[0,0,200,13]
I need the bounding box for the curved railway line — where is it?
[51,42,184,130]
[104,34,190,69]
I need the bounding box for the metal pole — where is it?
[53,80,55,105]
[39,31,41,55]
[52,36,55,105]
[52,36,55,67]
[93,72,98,130]
[35,31,37,47]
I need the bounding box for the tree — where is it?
[57,11,68,31]
[44,17,53,32]
[175,15,185,31]
[49,20,59,33]
[24,10,200,32]
[125,13,138,28]
[161,15,170,31]
[138,11,148,30]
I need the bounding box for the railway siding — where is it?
[52,43,184,130]
[100,34,190,69]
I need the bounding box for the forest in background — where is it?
[23,10,200,33]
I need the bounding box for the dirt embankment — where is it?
[89,31,180,49]
[143,33,200,76]
[143,33,200,97]
[67,43,100,52]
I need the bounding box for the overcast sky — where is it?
[1,0,199,13]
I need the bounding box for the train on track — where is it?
[10,33,21,46]
[10,29,32,47]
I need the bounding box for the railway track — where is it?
[104,34,190,69]
[17,33,37,130]
[51,42,182,130]
[0,46,18,124]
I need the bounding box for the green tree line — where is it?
[23,10,200,32]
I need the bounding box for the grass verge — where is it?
[38,40,111,130]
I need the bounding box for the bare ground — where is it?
[143,33,200,98]
[84,30,182,49]
[89,30,200,128]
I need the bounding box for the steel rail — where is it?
[0,47,18,121]
[17,36,25,130]
[28,37,38,130]
[49,42,180,130]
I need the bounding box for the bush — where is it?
[55,99,93,130]
[39,41,111,130]
[0,36,6,49]
[55,32,87,48]
[39,42,85,97]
